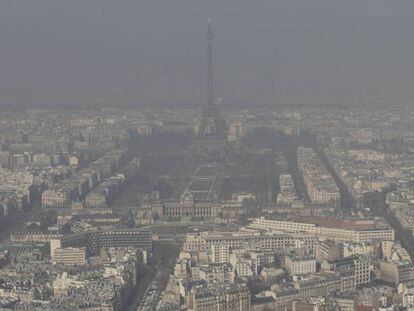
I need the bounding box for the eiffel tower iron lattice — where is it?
[188,19,234,164]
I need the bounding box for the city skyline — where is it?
[2,1,414,310]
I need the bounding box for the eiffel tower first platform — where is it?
[188,20,234,164]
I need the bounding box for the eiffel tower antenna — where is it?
[207,18,214,109]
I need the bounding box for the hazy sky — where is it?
[1,0,414,107]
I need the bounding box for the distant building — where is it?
[41,188,72,208]
[277,174,301,206]
[298,147,341,207]
[149,192,223,219]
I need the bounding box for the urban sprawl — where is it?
[0,105,414,311]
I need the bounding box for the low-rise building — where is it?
[285,255,316,276]
[199,263,235,284]
[250,218,395,243]
[188,283,250,311]
[53,247,86,265]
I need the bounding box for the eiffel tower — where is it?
[188,19,234,164]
